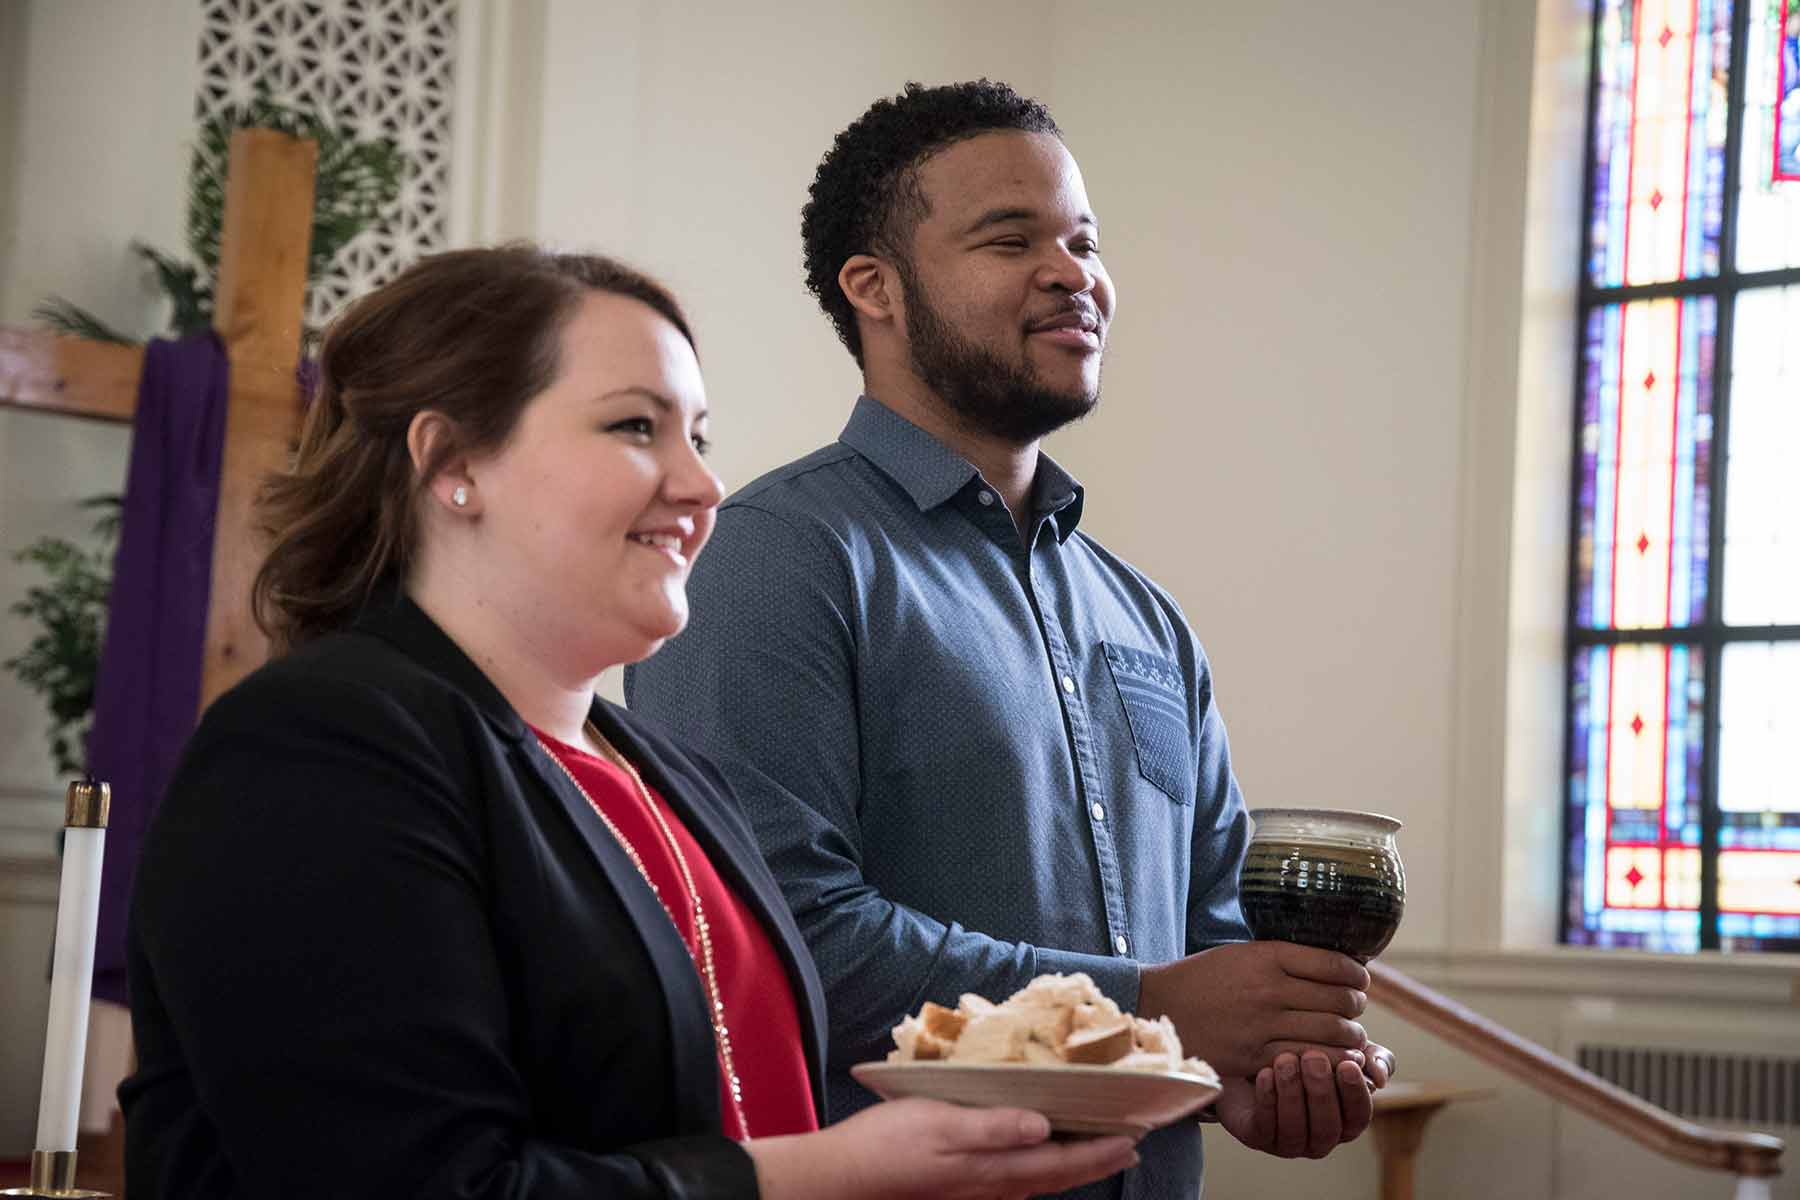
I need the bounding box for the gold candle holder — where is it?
[62,782,108,830]
[0,1149,107,1198]
[2,782,113,1198]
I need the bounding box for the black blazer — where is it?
[121,593,828,1199]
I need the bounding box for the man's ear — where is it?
[407,410,481,516]
[838,253,900,328]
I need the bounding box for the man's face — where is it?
[895,130,1115,445]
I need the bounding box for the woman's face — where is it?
[465,290,724,671]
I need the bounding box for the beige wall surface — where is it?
[2,0,1794,1190]
[1048,2,1478,956]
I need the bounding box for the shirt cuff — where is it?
[1030,946,1142,1014]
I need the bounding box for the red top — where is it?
[535,729,818,1140]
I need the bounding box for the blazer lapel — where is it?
[352,592,823,1124]
[514,734,720,1133]
[594,705,831,1124]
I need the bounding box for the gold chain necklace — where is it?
[537,721,748,1136]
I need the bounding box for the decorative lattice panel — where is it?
[195,0,461,327]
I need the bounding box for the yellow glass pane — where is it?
[1664,847,1702,909]
[1612,300,1684,628]
[1607,845,1666,908]
[1626,0,1703,283]
[1607,645,1671,810]
[1719,850,1800,914]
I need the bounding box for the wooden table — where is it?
[1369,1080,1496,1200]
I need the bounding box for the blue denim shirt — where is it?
[626,396,1250,1199]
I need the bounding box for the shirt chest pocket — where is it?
[1101,642,1193,805]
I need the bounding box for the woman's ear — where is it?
[407,410,480,516]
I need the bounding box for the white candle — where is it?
[35,786,108,1155]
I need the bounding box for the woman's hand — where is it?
[747,1098,1138,1200]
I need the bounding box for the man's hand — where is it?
[1361,1040,1396,1089]
[1137,942,1369,1078]
[1214,1051,1373,1158]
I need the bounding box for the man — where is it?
[627,81,1390,1197]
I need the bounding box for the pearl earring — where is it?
[451,485,469,508]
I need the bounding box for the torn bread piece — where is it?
[919,1001,967,1042]
[884,971,1217,1081]
[1058,1016,1135,1064]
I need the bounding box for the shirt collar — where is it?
[1030,455,1086,543]
[838,394,1087,542]
[839,394,977,510]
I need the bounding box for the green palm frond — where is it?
[186,93,406,293]
[30,297,138,345]
[38,94,403,346]
[131,241,212,338]
[78,495,124,543]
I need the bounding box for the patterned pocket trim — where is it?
[1101,642,1191,805]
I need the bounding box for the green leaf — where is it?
[4,498,120,775]
[184,89,407,335]
[31,297,139,345]
[131,242,212,337]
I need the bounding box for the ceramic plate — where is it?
[850,1060,1222,1138]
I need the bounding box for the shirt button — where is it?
[1090,802,1105,821]
[1060,674,1076,694]
[977,490,995,506]
[1115,935,1129,955]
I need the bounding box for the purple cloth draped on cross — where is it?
[89,333,230,1006]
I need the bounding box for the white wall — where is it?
[1051,1,1480,956]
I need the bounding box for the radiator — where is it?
[1553,1005,1800,1199]
[1572,1043,1798,1127]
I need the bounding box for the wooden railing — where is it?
[1368,961,1784,1180]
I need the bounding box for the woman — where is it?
[120,247,1138,1199]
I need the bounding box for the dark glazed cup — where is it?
[1239,808,1405,962]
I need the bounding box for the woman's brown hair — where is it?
[252,244,694,649]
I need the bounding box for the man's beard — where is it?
[897,259,1100,446]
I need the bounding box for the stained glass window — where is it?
[1586,0,1731,285]
[1574,297,1715,630]
[1739,0,1800,267]
[1566,0,1800,953]
[1723,285,1800,623]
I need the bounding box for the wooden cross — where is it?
[0,128,319,710]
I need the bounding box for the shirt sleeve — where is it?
[627,504,1139,1073]
[124,671,756,1200]
[1184,646,1254,951]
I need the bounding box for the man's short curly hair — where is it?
[801,80,1061,365]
